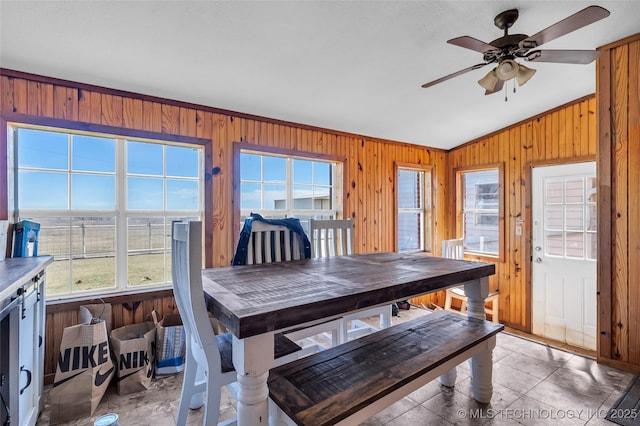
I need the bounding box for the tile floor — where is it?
[36,307,636,425]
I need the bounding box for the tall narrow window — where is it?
[396,165,433,252]
[239,150,342,232]
[456,166,503,257]
[12,125,203,299]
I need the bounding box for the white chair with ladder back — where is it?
[234,215,342,355]
[309,218,392,343]
[171,221,300,425]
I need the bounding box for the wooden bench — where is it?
[268,310,504,426]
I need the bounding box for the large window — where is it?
[239,150,341,231]
[456,166,503,257]
[396,165,433,252]
[11,125,203,299]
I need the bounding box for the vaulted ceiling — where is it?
[1,1,638,149]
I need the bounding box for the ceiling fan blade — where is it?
[484,79,504,96]
[421,63,488,88]
[519,5,610,50]
[448,36,498,54]
[526,49,602,64]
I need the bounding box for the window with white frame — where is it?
[396,166,432,252]
[239,150,341,232]
[457,167,502,256]
[11,125,203,299]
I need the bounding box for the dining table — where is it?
[202,251,495,426]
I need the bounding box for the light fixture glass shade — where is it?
[478,68,499,91]
[515,63,536,86]
[496,59,517,80]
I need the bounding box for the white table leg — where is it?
[464,276,493,403]
[233,333,275,425]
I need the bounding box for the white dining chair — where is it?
[171,221,300,426]
[442,238,499,323]
[237,217,341,355]
[309,219,392,343]
[246,220,306,263]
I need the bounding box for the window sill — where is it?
[45,285,174,314]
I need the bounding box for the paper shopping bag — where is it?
[49,319,114,424]
[152,310,186,376]
[110,322,156,395]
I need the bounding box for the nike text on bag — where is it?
[49,319,115,424]
[110,322,156,395]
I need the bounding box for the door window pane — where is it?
[542,175,596,261]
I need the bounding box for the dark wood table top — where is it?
[202,252,495,339]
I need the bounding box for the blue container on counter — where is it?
[13,220,40,257]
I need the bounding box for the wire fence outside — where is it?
[37,221,169,260]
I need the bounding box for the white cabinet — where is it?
[0,256,52,426]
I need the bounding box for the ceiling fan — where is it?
[421,5,610,95]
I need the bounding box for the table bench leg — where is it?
[439,366,457,387]
[470,337,496,403]
[465,276,494,404]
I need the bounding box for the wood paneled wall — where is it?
[597,34,640,370]
[4,27,640,376]
[448,96,598,330]
[0,69,448,379]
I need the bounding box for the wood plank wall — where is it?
[0,70,448,380]
[448,96,598,331]
[597,34,640,370]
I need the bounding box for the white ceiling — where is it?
[1,1,638,150]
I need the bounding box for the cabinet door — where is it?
[18,289,39,426]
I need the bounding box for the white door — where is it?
[532,162,597,350]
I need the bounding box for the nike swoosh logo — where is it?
[53,370,85,388]
[115,367,148,383]
[94,366,114,387]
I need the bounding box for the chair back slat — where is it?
[442,238,464,260]
[310,219,354,258]
[247,221,304,264]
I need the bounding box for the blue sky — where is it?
[239,153,331,210]
[17,128,200,211]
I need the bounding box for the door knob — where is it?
[535,257,542,263]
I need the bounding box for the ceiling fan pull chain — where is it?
[504,80,508,102]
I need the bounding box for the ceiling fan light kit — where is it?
[478,59,537,92]
[478,69,499,91]
[422,5,610,96]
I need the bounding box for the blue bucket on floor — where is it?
[94,413,119,426]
